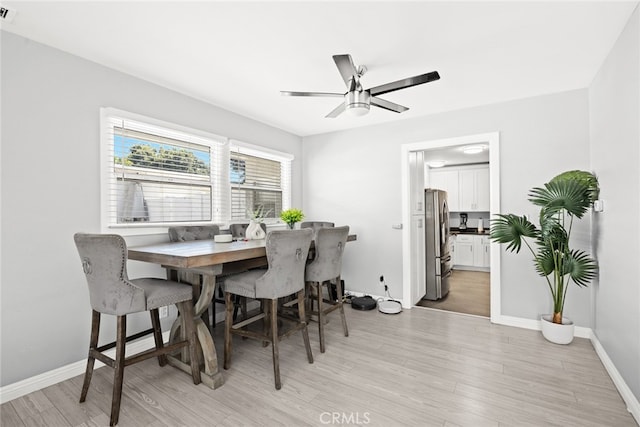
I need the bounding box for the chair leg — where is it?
[110,315,127,427]
[262,300,270,347]
[223,292,233,370]
[336,276,349,337]
[269,298,281,390]
[80,310,100,403]
[316,282,326,353]
[297,290,313,364]
[177,301,201,385]
[150,308,168,366]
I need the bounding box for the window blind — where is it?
[101,108,292,232]
[229,142,292,221]
[102,110,227,226]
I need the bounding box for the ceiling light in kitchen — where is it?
[462,145,487,154]
[427,160,446,168]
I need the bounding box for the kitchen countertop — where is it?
[450,228,488,236]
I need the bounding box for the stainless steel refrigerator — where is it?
[423,189,452,300]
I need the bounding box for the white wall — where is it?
[303,89,593,325]
[0,32,302,386]
[589,5,640,402]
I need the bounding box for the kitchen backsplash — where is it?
[450,212,489,229]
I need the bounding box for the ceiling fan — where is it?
[281,54,440,118]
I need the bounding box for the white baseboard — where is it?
[590,333,640,424]
[0,331,169,404]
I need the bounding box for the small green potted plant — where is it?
[280,208,304,229]
[490,170,599,344]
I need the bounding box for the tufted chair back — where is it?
[74,233,146,316]
[168,225,220,242]
[301,221,334,232]
[255,229,313,300]
[229,223,267,239]
[305,226,349,283]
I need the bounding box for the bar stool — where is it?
[223,229,314,389]
[305,226,350,353]
[74,233,201,426]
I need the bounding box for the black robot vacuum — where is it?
[350,295,377,311]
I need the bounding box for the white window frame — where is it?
[100,108,293,235]
[229,139,293,224]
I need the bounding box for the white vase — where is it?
[245,220,266,240]
[540,315,575,345]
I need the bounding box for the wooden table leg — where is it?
[168,265,224,389]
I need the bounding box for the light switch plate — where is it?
[593,200,604,212]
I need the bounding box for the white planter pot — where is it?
[540,315,575,345]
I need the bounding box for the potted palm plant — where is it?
[490,170,599,344]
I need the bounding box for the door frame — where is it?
[400,132,501,322]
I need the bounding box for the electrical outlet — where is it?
[159,306,169,318]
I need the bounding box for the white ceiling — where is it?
[1,1,637,137]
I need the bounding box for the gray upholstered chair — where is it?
[300,221,335,236]
[223,229,314,389]
[229,222,267,239]
[167,225,227,330]
[74,233,201,426]
[168,225,220,241]
[305,226,350,353]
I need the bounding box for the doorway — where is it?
[416,270,490,317]
[400,132,501,322]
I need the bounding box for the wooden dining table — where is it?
[128,234,356,389]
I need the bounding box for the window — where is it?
[101,108,292,234]
[229,148,287,220]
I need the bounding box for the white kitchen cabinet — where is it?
[410,215,426,303]
[459,167,490,212]
[429,164,488,212]
[453,234,490,270]
[475,168,490,211]
[473,235,490,268]
[409,151,425,215]
[428,169,460,211]
[454,235,474,266]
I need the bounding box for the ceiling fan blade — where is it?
[370,96,409,113]
[325,102,346,118]
[281,91,344,97]
[333,54,358,87]
[369,71,440,97]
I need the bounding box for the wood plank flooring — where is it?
[416,270,490,317]
[2,307,637,426]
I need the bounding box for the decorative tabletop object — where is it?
[246,205,271,239]
[280,208,304,229]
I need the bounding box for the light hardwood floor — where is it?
[2,307,637,426]
[416,270,490,317]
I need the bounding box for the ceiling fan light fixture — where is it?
[462,144,487,154]
[345,90,370,117]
